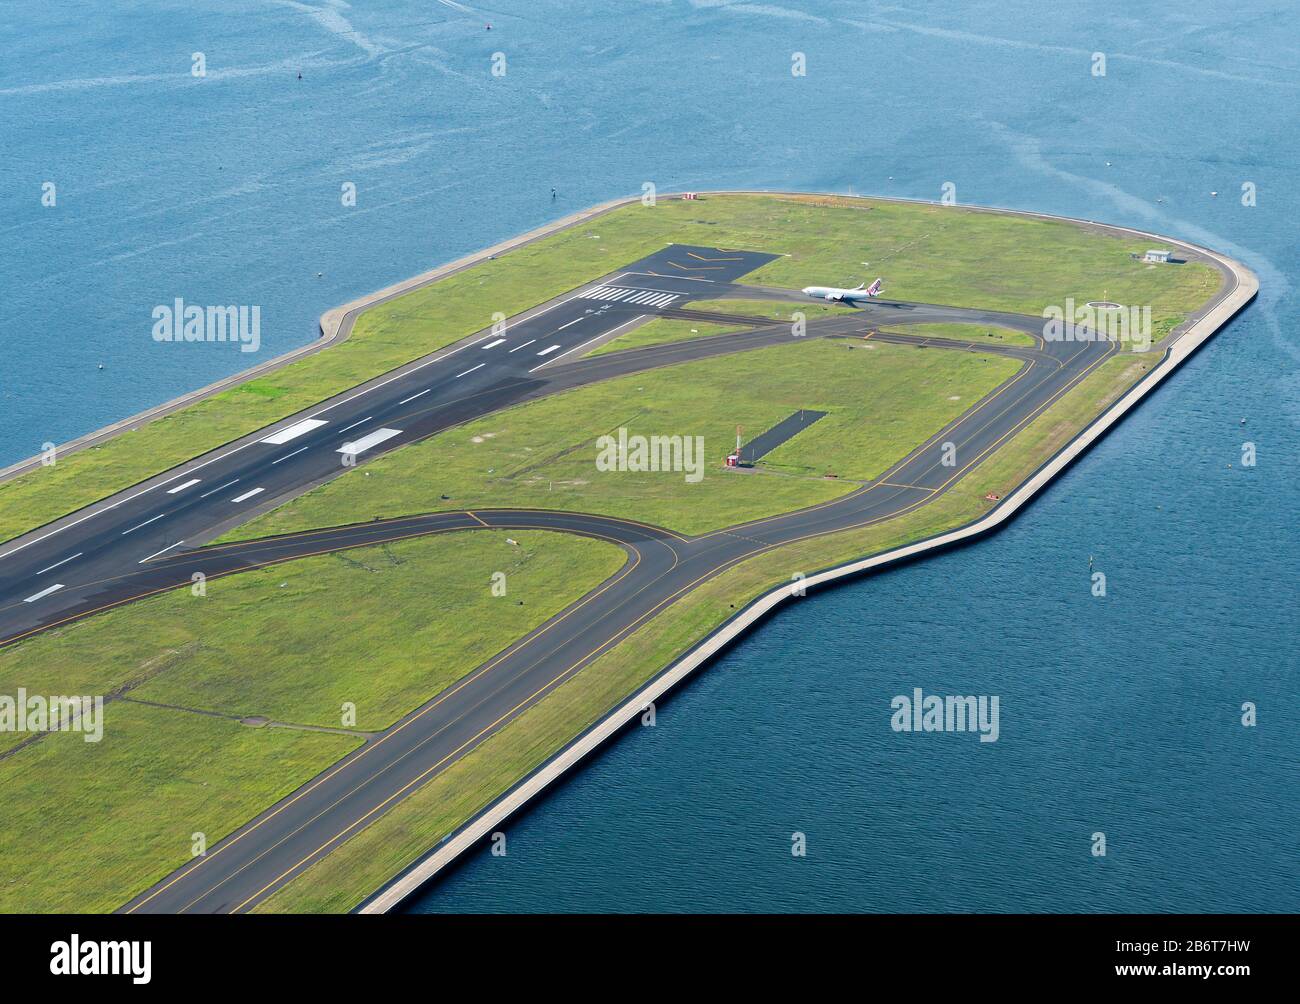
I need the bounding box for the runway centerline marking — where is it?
[121,514,165,535]
[336,416,371,435]
[23,584,64,603]
[536,344,561,356]
[480,338,506,350]
[230,487,265,503]
[36,553,81,575]
[508,339,536,353]
[271,446,309,465]
[199,479,239,499]
[399,388,431,404]
[455,363,485,379]
[166,478,201,494]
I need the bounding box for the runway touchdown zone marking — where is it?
[338,428,403,457]
[261,418,327,445]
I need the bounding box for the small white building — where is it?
[1144,248,1172,263]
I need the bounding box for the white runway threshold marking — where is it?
[24,583,64,603]
[582,286,679,307]
[337,427,402,457]
[167,478,201,494]
[261,418,327,445]
[230,487,265,503]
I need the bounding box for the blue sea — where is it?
[3,1,1295,912]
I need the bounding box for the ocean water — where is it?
[3,1,1295,912]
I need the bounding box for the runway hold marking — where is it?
[261,418,327,445]
[582,286,678,308]
[536,344,561,357]
[480,338,506,350]
[199,479,239,499]
[399,388,431,404]
[455,363,485,379]
[338,427,402,457]
[230,487,265,503]
[36,553,81,575]
[166,478,201,495]
[121,513,165,535]
[23,583,65,603]
[508,339,536,353]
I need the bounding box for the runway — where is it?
[0,242,1231,913]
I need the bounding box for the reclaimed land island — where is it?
[0,193,1256,913]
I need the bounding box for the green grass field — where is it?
[0,194,1217,547]
[585,317,741,356]
[0,529,624,912]
[222,339,1020,540]
[888,321,1038,348]
[0,699,357,914]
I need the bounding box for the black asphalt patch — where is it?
[738,410,828,464]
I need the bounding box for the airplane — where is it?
[801,277,883,304]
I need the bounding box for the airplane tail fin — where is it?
[866,278,883,296]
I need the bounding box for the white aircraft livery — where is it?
[801,277,883,303]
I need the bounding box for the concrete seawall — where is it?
[357,202,1259,914]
